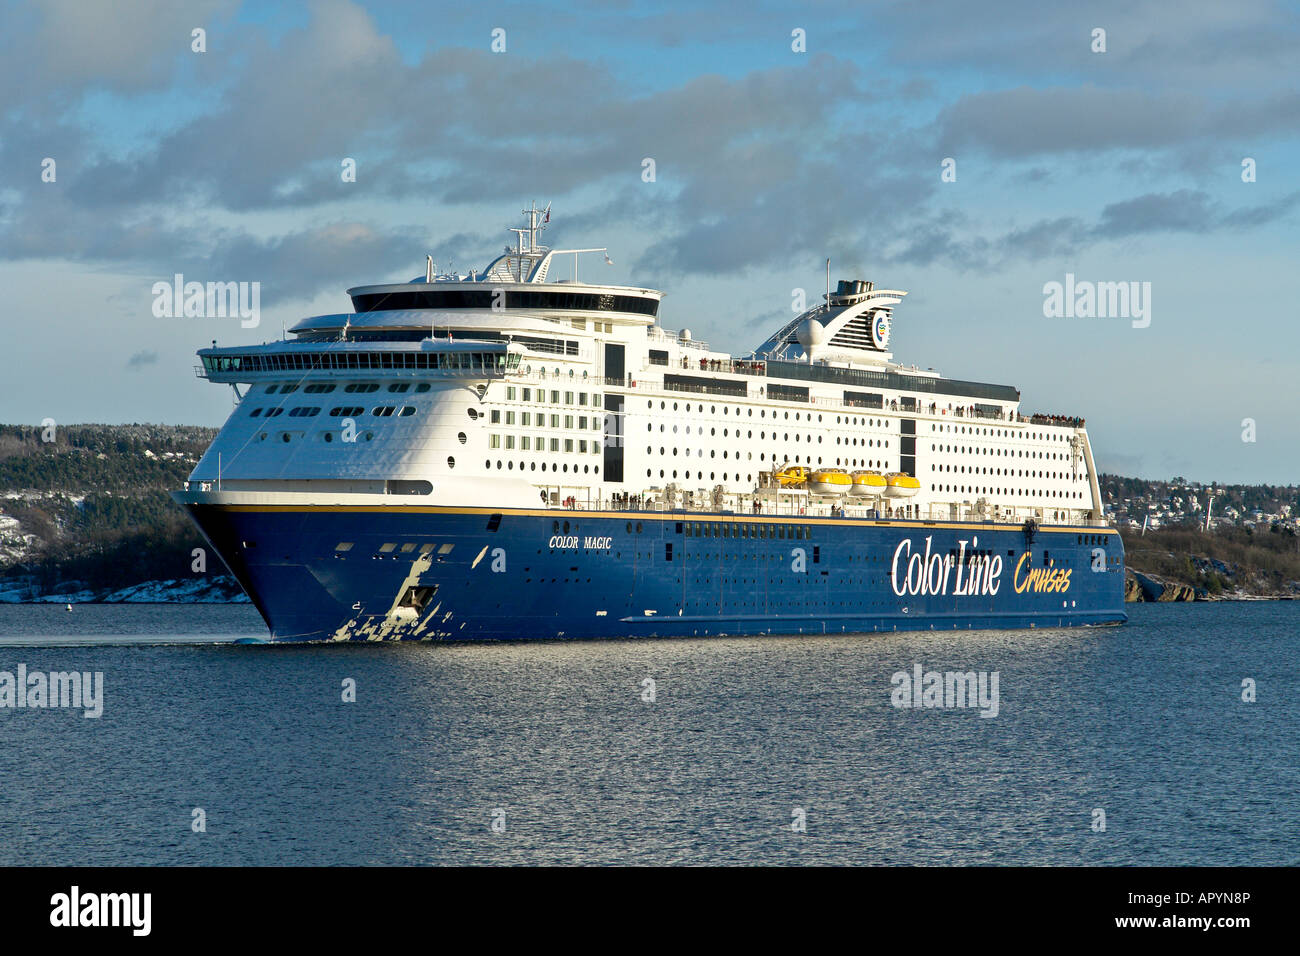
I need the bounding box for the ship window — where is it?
[416,383,431,392]
[266,385,278,394]
[388,383,410,393]
[379,543,397,553]
[335,542,353,551]
[305,383,336,393]
[250,408,263,417]
[447,456,455,469]
[400,406,416,416]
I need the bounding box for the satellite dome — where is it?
[796,318,826,349]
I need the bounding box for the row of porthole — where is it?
[933,444,1066,460]
[647,400,828,421]
[935,465,1074,479]
[934,424,1070,441]
[935,484,1084,499]
[488,460,600,474]
[935,465,1076,481]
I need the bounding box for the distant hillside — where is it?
[1120,524,1300,601]
[1099,473,1300,528]
[0,424,245,601]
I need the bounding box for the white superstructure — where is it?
[188,206,1106,527]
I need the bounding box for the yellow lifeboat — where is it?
[884,472,921,498]
[809,468,852,495]
[774,464,809,487]
[849,470,887,497]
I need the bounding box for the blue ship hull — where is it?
[179,502,1127,641]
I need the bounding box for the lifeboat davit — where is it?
[774,465,809,487]
[884,472,921,498]
[849,471,887,497]
[809,468,851,495]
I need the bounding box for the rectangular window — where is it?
[505,436,515,449]
[522,388,531,402]
[564,439,574,452]
[579,440,588,453]
[506,411,515,425]
[507,387,517,400]
[579,393,588,406]
[522,412,531,426]
[564,391,574,404]
[578,416,588,430]
[564,415,574,429]
[592,440,600,453]
[521,436,531,450]
[592,393,601,405]
[550,438,560,451]
[490,409,501,423]
[550,414,560,428]
[489,435,501,449]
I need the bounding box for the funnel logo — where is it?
[871,311,890,350]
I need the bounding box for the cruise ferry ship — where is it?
[174,206,1127,641]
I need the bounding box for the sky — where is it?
[1,0,1297,484]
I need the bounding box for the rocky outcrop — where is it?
[1125,568,1200,602]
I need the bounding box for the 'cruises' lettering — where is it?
[1012,553,1072,594]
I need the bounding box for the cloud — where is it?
[1,0,1298,297]
[1093,189,1300,238]
[125,349,158,370]
[935,85,1300,159]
